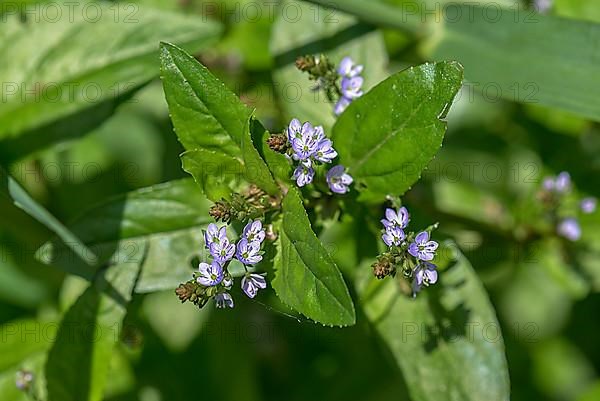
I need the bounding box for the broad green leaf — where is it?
[1,166,95,277]
[0,2,222,161]
[38,179,213,292]
[357,242,510,401]
[271,0,389,133]
[159,42,278,198]
[45,259,141,401]
[272,188,355,326]
[332,61,463,202]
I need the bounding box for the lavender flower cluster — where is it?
[334,57,365,116]
[375,206,440,295]
[286,118,353,194]
[540,171,596,241]
[197,220,268,308]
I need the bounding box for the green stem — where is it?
[301,0,425,36]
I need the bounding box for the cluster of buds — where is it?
[295,54,340,102]
[372,206,440,296]
[296,54,365,116]
[537,171,596,241]
[209,185,279,224]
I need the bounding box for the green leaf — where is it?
[45,259,141,401]
[0,166,95,277]
[357,242,510,401]
[272,188,355,326]
[0,2,221,161]
[331,61,463,202]
[271,0,389,133]
[38,179,213,292]
[159,42,278,198]
[304,0,600,122]
[426,4,600,122]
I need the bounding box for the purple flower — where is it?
[291,130,318,161]
[413,262,438,294]
[542,176,555,191]
[533,0,552,13]
[555,171,571,193]
[311,125,325,142]
[381,207,409,229]
[287,119,314,143]
[326,165,353,194]
[236,238,263,265]
[408,231,439,261]
[243,220,265,243]
[214,292,234,308]
[241,273,267,298]
[338,56,363,78]
[292,161,315,187]
[197,261,224,286]
[581,197,597,214]
[204,223,227,248]
[382,226,405,247]
[334,96,352,116]
[558,218,581,241]
[341,76,364,99]
[210,237,235,263]
[314,138,338,163]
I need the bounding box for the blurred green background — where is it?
[1,0,600,400]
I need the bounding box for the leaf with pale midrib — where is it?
[332,61,463,202]
[159,42,278,198]
[272,188,355,326]
[357,242,510,401]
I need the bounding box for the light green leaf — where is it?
[38,179,213,292]
[271,0,389,133]
[332,61,463,202]
[159,42,278,198]
[0,2,221,161]
[272,188,355,326]
[45,259,141,401]
[357,242,510,401]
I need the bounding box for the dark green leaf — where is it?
[0,2,221,162]
[357,242,510,401]
[159,42,278,198]
[272,188,355,326]
[332,61,463,202]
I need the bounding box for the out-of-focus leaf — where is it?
[159,42,278,199]
[332,62,463,202]
[0,2,222,161]
[357,242,510,401]
[271,0,389,133]
[1,166,95,277]
[142,290,211,352]
[38,179,213,292]
[45,259,141,401]
[272,188,355,326]
[427,4,600,122]
[532,338,595,400]
[0,319,56,372]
